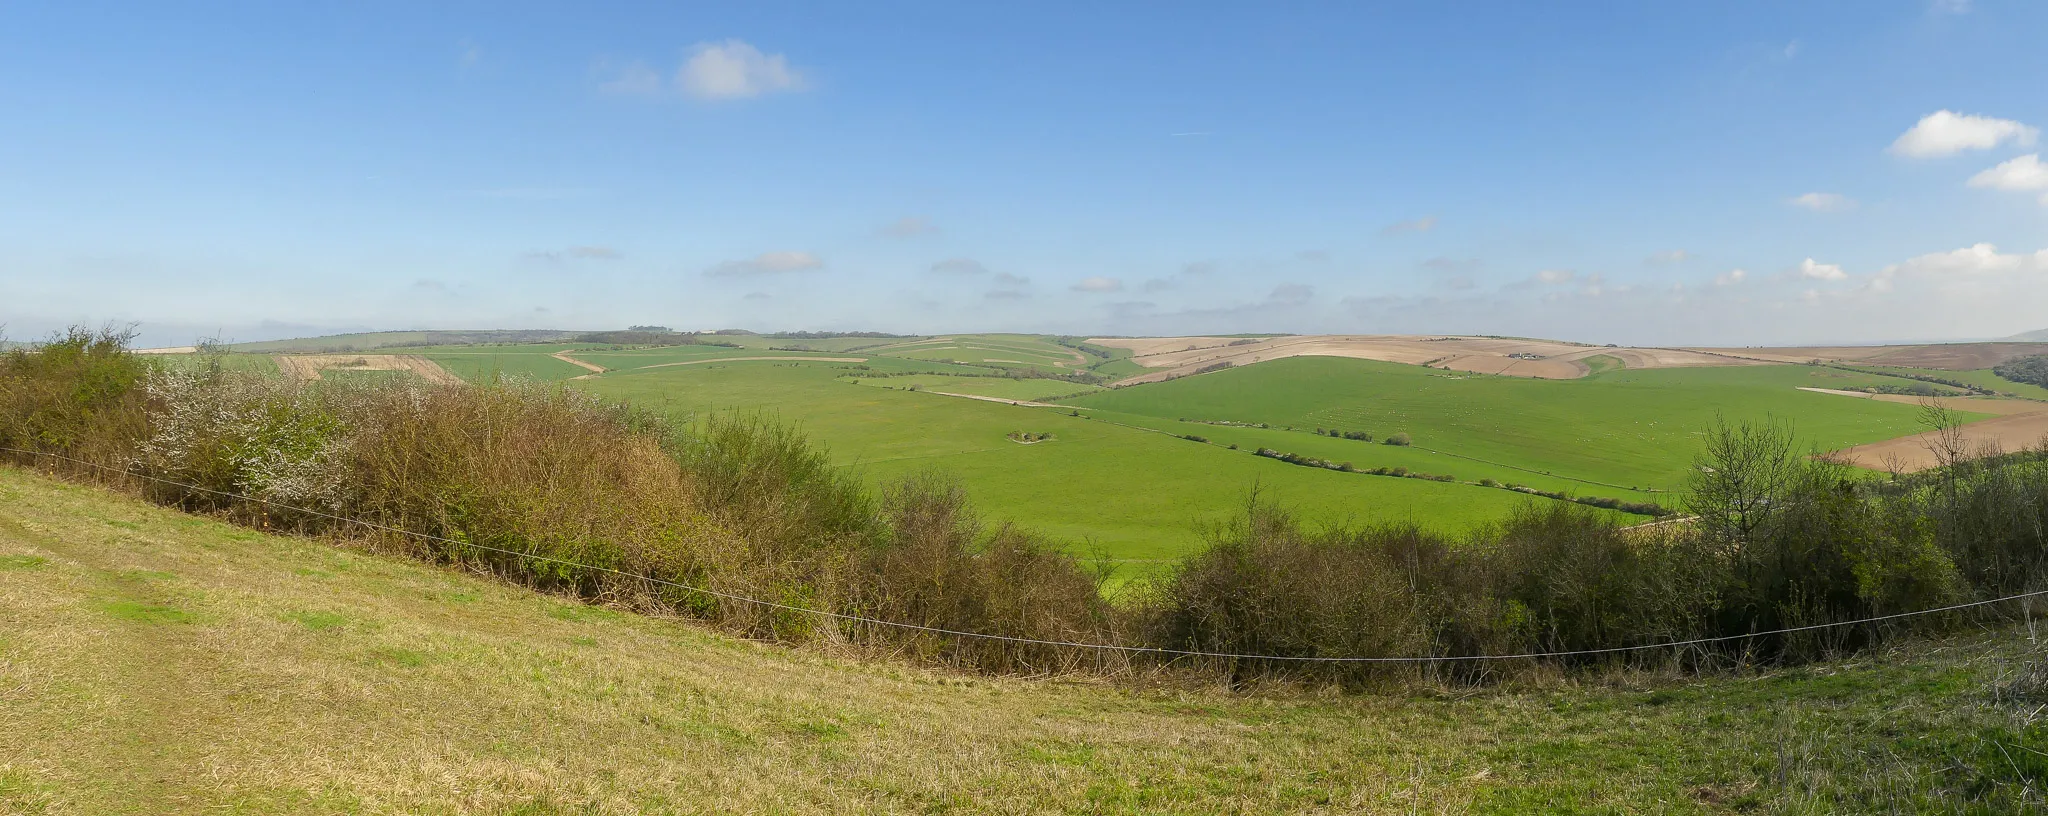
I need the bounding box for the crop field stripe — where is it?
[14,444,2038,665]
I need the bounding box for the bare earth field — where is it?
[272,354,464,386]
[1792,391,2048,470]
[1833,413,2048,470]
[1090,335,1764,383]
[1689,342,2048,370]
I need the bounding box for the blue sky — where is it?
[3,0,2046,347]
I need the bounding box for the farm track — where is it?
[550,351,607,375]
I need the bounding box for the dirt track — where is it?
[273,354,465,386]
[551,351,606,374]
[927,391,1060,408]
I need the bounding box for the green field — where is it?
[148,352,280,375]
[5,468,2037,812]
[1861,365,2048,401]
[848,374,1104,402]
[1064,357,1971,493]
[579,360,1540,569]
[129,337,1997,568]
[277,338,1999,567]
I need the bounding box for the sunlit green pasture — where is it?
[579,360,1541,569]
[1062,357,1974,492]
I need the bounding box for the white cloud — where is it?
[704,251,823,277]
[992,272,1030,287]
[1714,269,1748,286]
[1647,249,1690,265]
[1536,269,1576,284]
[1882,243,2048,277]
[1788,192,1855,211]
[678,40,804,100]
[1889,110,2038,158]
[1799,258,1847,281]
[880,216,937,238]
[1968,154,2048,203]
[928,258,987,275]
[1071,276,1124,293]
[1380,215,1438,235]
[458,39,483,70]
[1931,0,1972,14]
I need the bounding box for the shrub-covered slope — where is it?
[4,467,2047,814]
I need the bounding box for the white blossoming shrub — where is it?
[137,368,353,510]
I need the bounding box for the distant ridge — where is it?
[2004,328,2048,343]
[227,329,580,353]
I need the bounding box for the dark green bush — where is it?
[0,325,152,466]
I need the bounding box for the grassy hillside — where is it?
[579,360,1546,568]
[3,467,2043,813]
[1065,358,1968,492]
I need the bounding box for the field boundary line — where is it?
[6,445,2042,664]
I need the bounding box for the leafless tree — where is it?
[1919,399,1970,473]
[1688,414,1799,547]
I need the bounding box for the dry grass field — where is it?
[272,354,465,386]
[1688,342,2048,370]
[1093,335,2048,385]
[1091,335,1765,383]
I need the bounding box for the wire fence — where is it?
[4,444,2042,664]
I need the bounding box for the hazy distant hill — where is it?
[2005,328,2048,342]
[227,329,580,353]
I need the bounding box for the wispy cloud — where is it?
[599,40,805,101]
[1268,284,1315,306]
[1788,192,1855,212]
[1714,268,1748,286]
[704,251,823,277]
[1646,249,1690,265]
[880,216,937,238]
[928,258,988,276]
[678,40,804,100]
[1071,276,1124,293]
[596,60,664,96]
[524,245,622,262]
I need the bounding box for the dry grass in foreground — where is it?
[3,466,2047,814]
